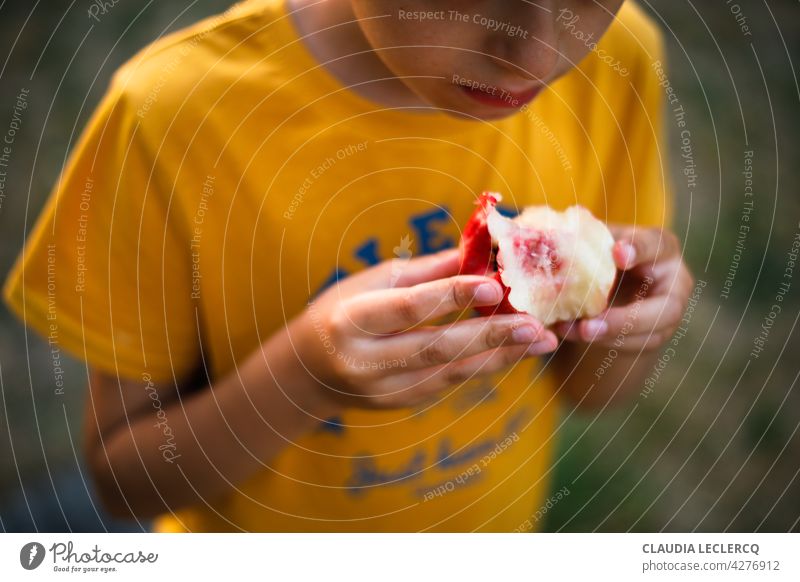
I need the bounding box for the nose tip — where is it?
[489,36,562,82]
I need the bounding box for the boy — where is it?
[4,0,693,531]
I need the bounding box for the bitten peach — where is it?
[460,192,616,325]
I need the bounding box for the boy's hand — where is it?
[554,226,694,352]
[292,249,558,410]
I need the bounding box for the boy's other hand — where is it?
[554,226,694,352]
[291,249,557,410]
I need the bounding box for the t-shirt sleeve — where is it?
[604,2,674,229]
[3,75,199,382]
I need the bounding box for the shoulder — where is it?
[567,2,667,113]
[595,1,666,75]
[106,0,284,124]
[606,1,665,59]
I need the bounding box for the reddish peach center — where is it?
[512,231,561,275]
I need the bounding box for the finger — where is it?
[587,332,670,352]
[576,295,684,343]
[361,248,461,291]
[381,340,557,405]
[612,228,680,271]
[553,320,582,341]
[649,258,695,297]
[380,314,557,371]
[346,275,504,334]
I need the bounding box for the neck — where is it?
[286,0,426,108]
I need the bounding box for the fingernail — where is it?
[512,324,540,343]
[583,319,608,340]
[622,243,637,269]
[473,282,501,303]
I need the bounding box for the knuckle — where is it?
[442,364,472,386]
[418,338,449,367]
[500,346,527,366]
[326,345,372,384]
[329,351,355,380]
[328,304,352,338]
[450,278,474,309]
[352,360,377,382]
[397,291,422,326]
[483,321,512,349]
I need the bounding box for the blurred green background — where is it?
[0,1,798,531]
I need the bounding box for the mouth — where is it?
[457,83,542,109]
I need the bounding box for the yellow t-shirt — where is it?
[3,0,671,531]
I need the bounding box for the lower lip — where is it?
[458,84,541,109]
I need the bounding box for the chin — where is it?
[463,107,520,121]
[427,94,525,122]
